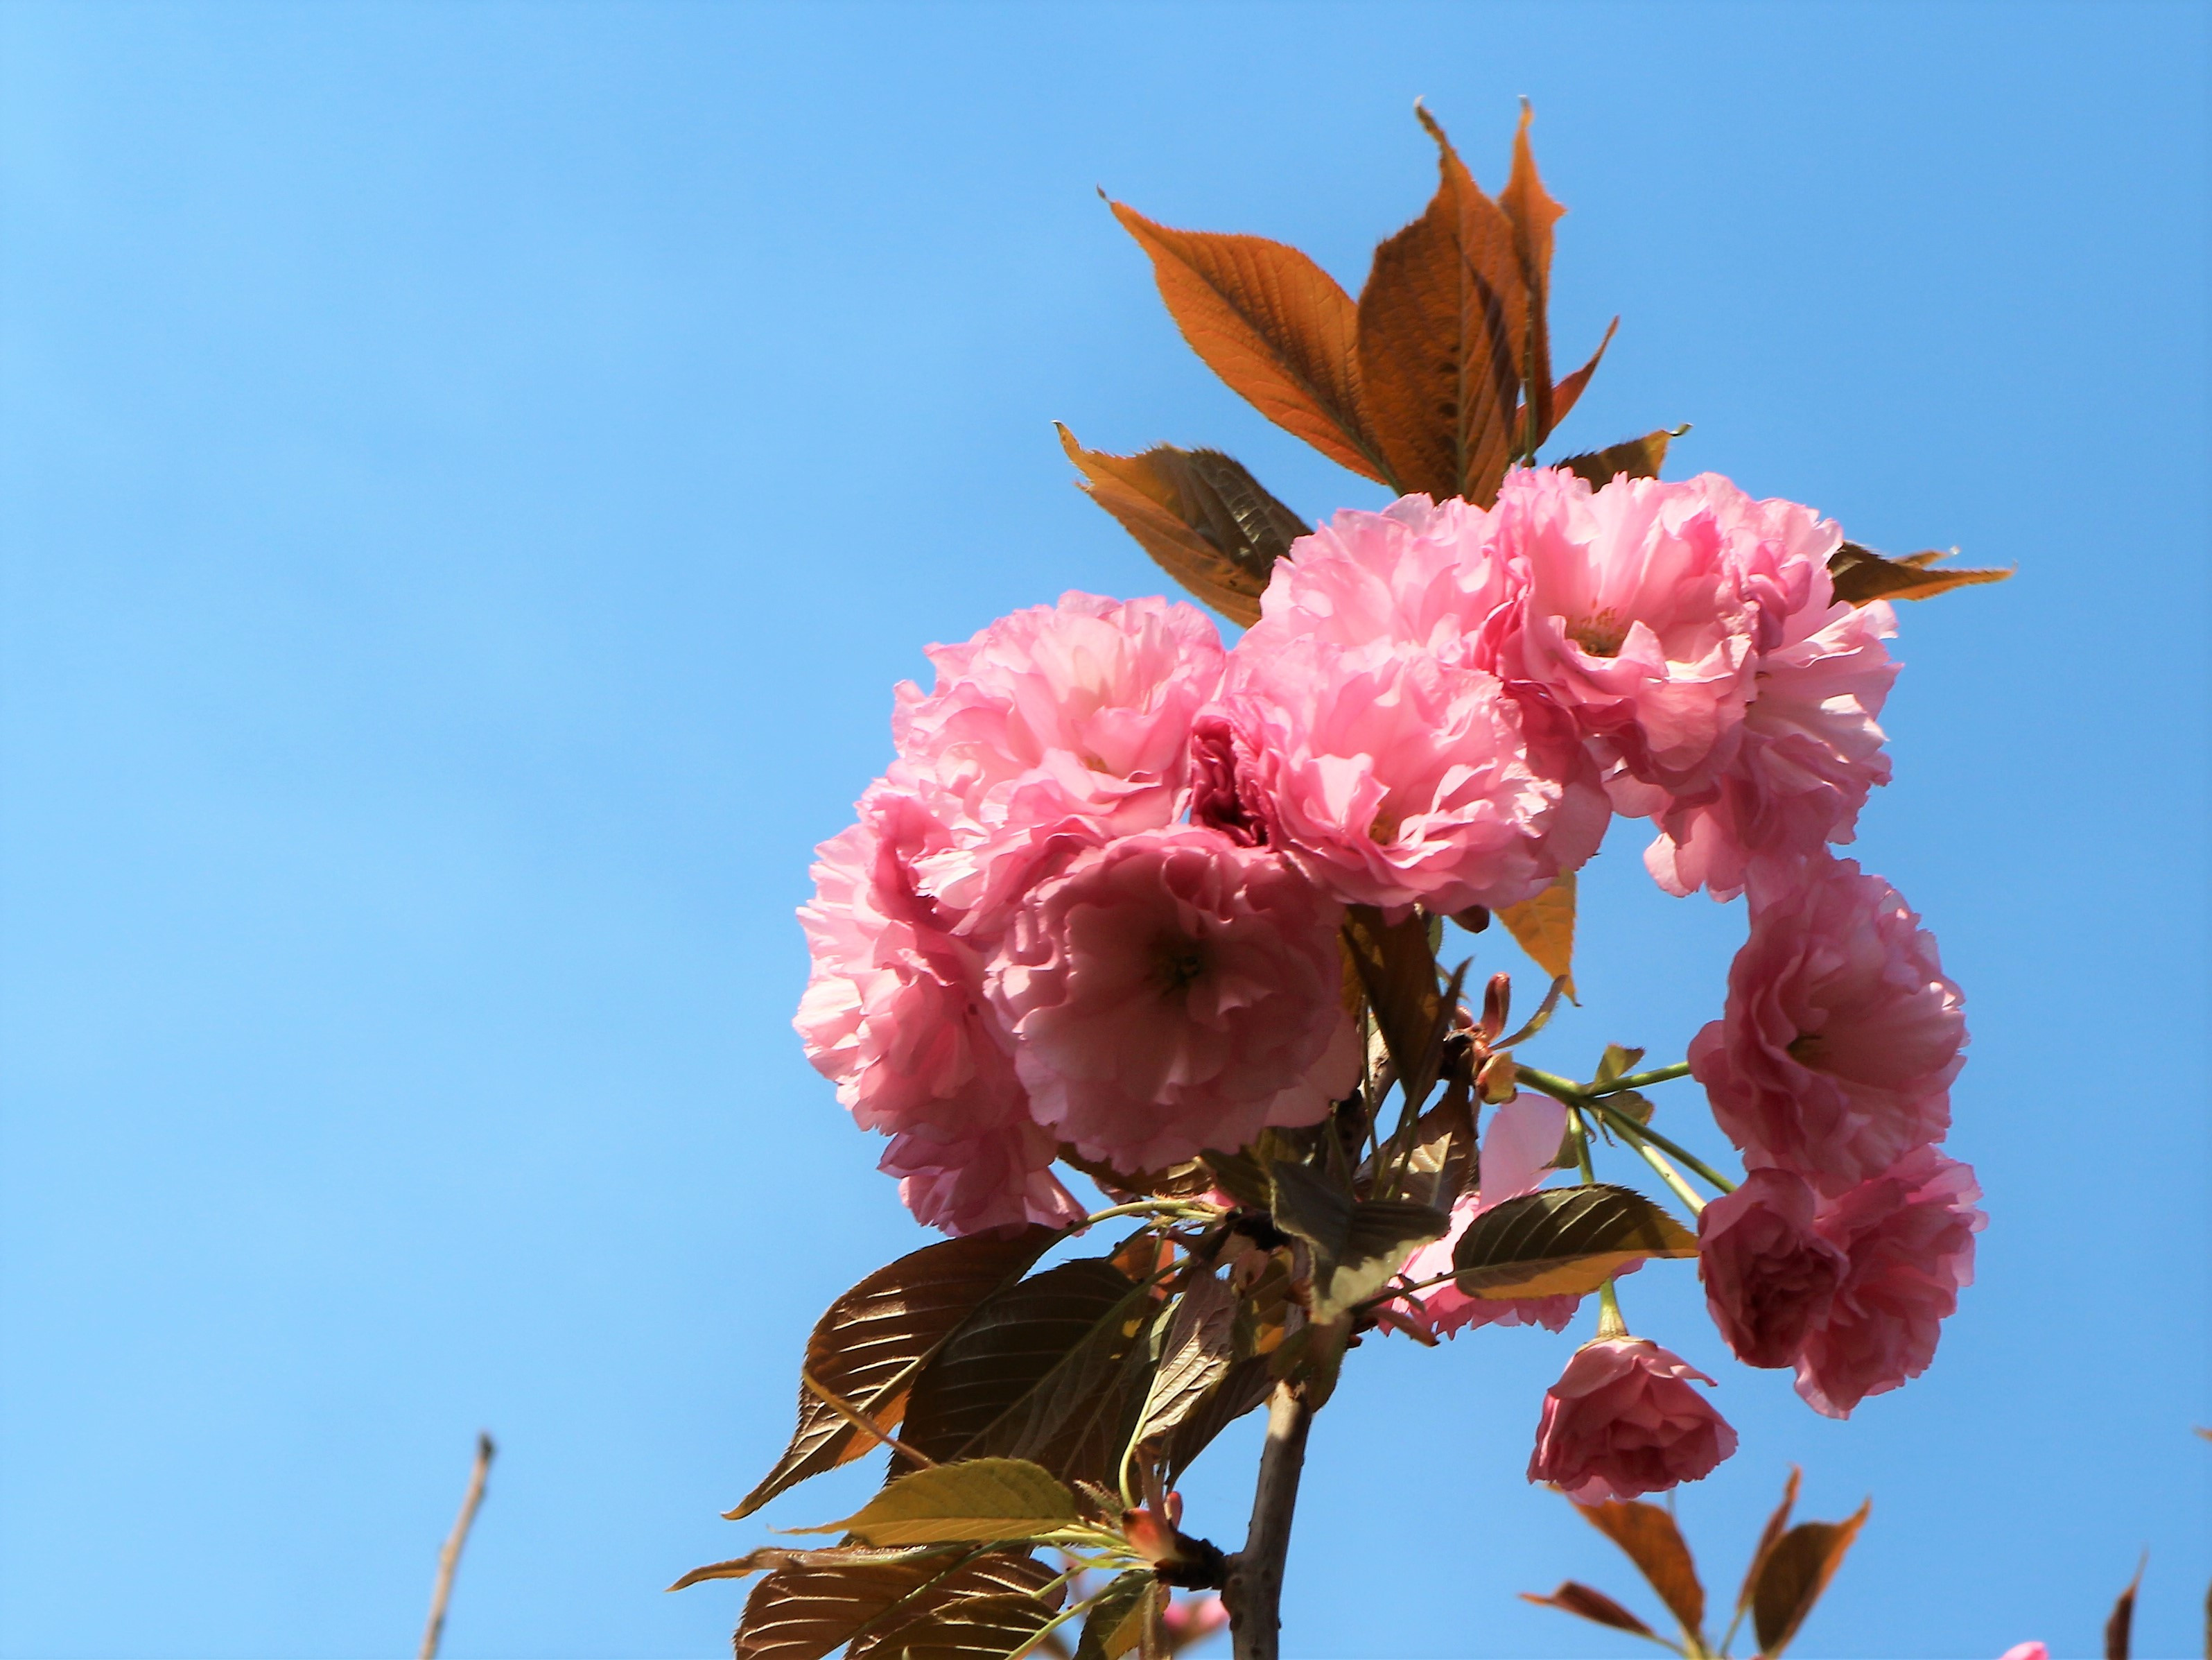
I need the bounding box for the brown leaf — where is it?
[1399,1081,1477,1211]
[729,1229,1063,1519]
[1057,427,1307,628]
[1496,874,1576,1000]
[671,1545,939,1594]
[1750,1501,1870,1658]
[1160,1353,1273,1482]
[1107,200,1384,482]
[737,1552,1055,1660]
[2105,1553,2146,1660]
[1454,1184,1698,1299]
[1057,1143,1220,1204]
[1355,107,1527,505]
[1498,100,1567,452]
[1340,905,1448,1107]
[1133,1272,1236,1451]
[1828,541,2013,606]
[1558,428,1684,491]
[1519,1582,1658,1640]
[869,1591,1059,1660]
[1547,316,1618,434]
[1576,1498,1705,1641]
[1734,1467,1801,1624]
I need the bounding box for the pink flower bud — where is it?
[1527,1336,1739,1504]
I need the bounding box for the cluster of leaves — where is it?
[1522,1469,1867,1659]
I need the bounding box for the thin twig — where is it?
[419,1432,494,1660]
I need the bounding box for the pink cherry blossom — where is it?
[985,827,1359,1174]
[1689,855,1965,1196]
[1497,468,1842,792]
[1644,596,1898,900]
[892,592,1226,926]
[1697,1168,1848,1368]
[1396,1093,1587,1338]
[1794,1145,1983,1418]
[1528,1337,1739,1503]
[1212,501,1605,915]
[795,790,1082,1235]
[1996,1645,2049,1660]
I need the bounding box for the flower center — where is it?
[1786,1031,1833,1071]
[1151,934,1209,995]
[1568,607,1628,657]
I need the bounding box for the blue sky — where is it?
[1,3,2204,1657]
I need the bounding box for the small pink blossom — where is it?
[1528,1337,1739,1503]
[1396,1093,1588,1338]
[1689,855,1965,1196]
[893,592,1226,926]
[1795,1145,1983,1418]
[1214,502,1605,915]
[1996,1645,2049,1660]
[1163,1595,1229,1644]
[1697,1168,1848,1368]
[985,827,1359,1173]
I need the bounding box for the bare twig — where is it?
[419,1432,495,1660]
[1223,1382,1313,1660]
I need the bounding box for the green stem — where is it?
[1588,1061,1693,1098]
[1608,1119,1707,1216]
[1588,1100,1738,1196]
[1079,1200,1218,1229]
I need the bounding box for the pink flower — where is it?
[985,827,1359,1173]
[1794,1145,1983,1418]
[1528,1337,1739,1504]
[1212,501,1605,915]
[1689,856,1965,1196]
[795,790,1082,1236]
[1697,1168,1847,1368]
[1163,1595,1229,1643]
[1497,467,1791,791]
[893,592,1226,926]
[1644,596,1898,900]
[1396,1093,1590,1338]
[1996,1645,2049,1660]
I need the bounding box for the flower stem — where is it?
[1599,1116,1709,1216]
[1588,1061,1692,1097]
[1588,1100,1739,1196]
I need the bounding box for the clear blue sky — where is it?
[1,4,2204,1657]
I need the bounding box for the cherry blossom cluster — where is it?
[796,463,1978,1504]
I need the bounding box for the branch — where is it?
[1223,1382,1313,1660]
[419,1432,495,1660]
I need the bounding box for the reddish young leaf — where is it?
[1558,426,1685,492]
[1547,315,1619,435]
[1576,1496,1707,1643]
[1107,201,1385,482]
[1734,1466,1802,1624]
[735,1551,1055,1660]
[2104,1554,2145,1660]
[1750,1500,1871,1657]
[1828,541,2013,605]
[1519,1582,1660,1641]
[1057,426,1306,628]
[1496,872,1576,1000]
[729,1228,1063,1519]
[1498,101,1568,452]
[1355,107,1527,505]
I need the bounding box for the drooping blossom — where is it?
[1794,1145,1983,1418]
[1644,594,1898,900]
[1208,499,1605,916]
[1396,1093,1590,1338]
[893,592,1227,928]
[1496,467,1788,792]
[795,792,1082,1234]
[985,827,1359,1175]
[1697,1168,1848,1368]
[1689,855,1965,1196]
[1528,1336,1739,1503]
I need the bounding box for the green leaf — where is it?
[1575,1498,1705,1642]
[1452,1183,1697,1299]
[1058,427,1307,629]
[1518,1582,1658,1641]
[807,1460,1080,1548]
[735,1552,1052,1660]
[672,1544,940,1593]
[729,1228,1063,1519]
[1266,1161,1449,1322]
[1828,540,2012,606]
[1074,1571,1158,1660]
[1595,1044,1644,1085]
[1133,1272,1236,1452]
[1557,426,1684,489]
[900,1260,1160,1485]
[1750,1501,1871,1658]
